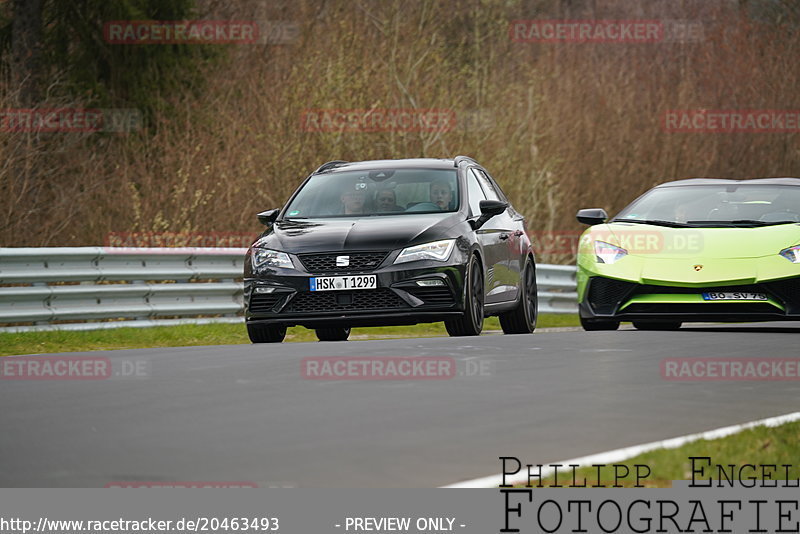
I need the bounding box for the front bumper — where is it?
[578,275,800,323]
[244,250,468,329]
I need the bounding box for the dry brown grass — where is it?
[1,0,798,263]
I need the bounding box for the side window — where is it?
[466,169,487,216]
[480,170,509,203]
[471,168,500,201]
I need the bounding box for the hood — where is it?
[593,222,800,259]
[253,213,462,254]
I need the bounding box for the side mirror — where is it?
[257,209,280,226]
[479,199,508,217]
[472,199,508,229]
[576,208,608,225]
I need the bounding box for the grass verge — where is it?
[523,420,800,488]
[0,314,579,357]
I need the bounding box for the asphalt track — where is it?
[1,322,799,487]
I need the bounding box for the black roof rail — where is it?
[453,155,478,167]
[314,160,349,174]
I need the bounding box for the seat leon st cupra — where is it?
[243,156,537,342]
[575,178,800,331]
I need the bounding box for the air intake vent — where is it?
[587,277,636,314]
[405,286,456,306]
[287,289,406,313]
[248,293,285,314]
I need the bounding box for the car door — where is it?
[467,168,513,304]
[472,168,522,303]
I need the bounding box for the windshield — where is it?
[283,168,459,218]
[613,184,800,227]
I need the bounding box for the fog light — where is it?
[254,286,276,294]
[416,279,445,287]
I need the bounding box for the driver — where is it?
[340,182,367,215]
[429,179,453,210]
[759,197,800,223]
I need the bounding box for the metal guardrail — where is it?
[536,264,579,314]
[0,248,577,332]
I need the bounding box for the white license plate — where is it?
[701,292,768,301]
[310,275,377,291]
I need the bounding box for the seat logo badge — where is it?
[336,255,350,267]
[693,264,703,271]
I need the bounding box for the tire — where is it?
[580,316,620,331]
[315,327,351,341]
[445,255,484,336]
[633,321,682,331]
[499,258,538,334]
[247,322,287,343]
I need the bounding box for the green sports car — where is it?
[575,178,800,331]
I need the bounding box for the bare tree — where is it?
[11,0,44,105]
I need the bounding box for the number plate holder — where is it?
[310,275,377,291]
[701,292,768,301]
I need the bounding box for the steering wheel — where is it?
[406,202,441,212]
[760,210,800,223]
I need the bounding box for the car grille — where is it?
[248,293,286,314]
[632,283,766,295]
[622,303,781,315]
[587,277,637,314]
[405,286,456,306]
[297,251,388,273]
[287,289,407,313]
[762,277,800,313]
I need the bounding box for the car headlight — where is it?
[394,239,456,264]
[595,241,628,264]
[780,245,800,263]
[252,248,293,269]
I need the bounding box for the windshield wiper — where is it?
[612,218,693,228]
[686,219,795,227]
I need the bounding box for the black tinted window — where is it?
[284,169,459,218]
[615,184,800,224]
[467,169,487,216]
[470,168,500,201]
